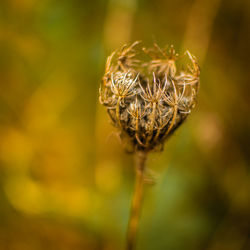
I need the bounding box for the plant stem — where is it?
[126,151,147,250]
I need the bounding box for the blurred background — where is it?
[0,0,249,249]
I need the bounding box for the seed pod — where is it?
[99,41,200,152]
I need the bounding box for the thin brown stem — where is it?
[116,96,121,127]
[126,151,147,250]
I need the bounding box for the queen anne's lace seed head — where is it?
[99,41,200,152]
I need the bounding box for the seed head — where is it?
[99,41,200,152]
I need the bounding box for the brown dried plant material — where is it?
[99,41,200,250]
[99,41,200,153]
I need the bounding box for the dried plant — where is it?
[99,41,200,250]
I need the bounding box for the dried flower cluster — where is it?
[99,41,200,152]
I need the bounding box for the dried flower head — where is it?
[99,41,200,152]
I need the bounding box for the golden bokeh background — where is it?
[0,0,249,249]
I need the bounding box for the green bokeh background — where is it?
[0,0,249,249]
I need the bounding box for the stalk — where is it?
[126,151,147,250]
